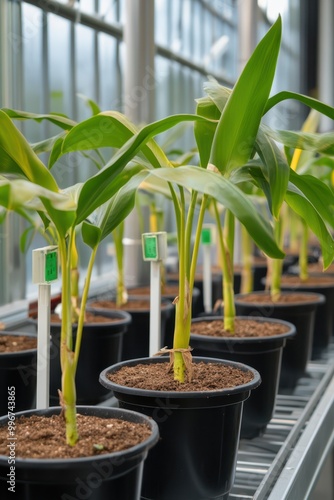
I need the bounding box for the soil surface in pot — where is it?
[236,292,320,304]
[0,335,37,353]
[279,275,334,286]
[0,413,151,459]
[126,285,179,299]
[107,361,253,391]
[191,319,290,338]
[90,299,170,310]
[307,262,334,274]
[49,311,121,324]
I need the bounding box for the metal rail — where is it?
[230,344,334,499]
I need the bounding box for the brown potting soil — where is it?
[280,275,334,286]
[49,311,121,324]
[307,263,334,274]
[191,318,290,338]
[0,412,152,459]
[90,299,170,311]
[0,334,37,353]
[236,292,321,304]
[127,285,179,297]
[107,361,254,392]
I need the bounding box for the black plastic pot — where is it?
[100,356,261,500]
[46,310,132,405]
[0,405,159,500]
[90,299,174,360]
[0,331,37,416]
[278,275,334,359]
[234,292,325,391]
[190,316,295,438]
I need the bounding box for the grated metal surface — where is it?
[229,343,334,499]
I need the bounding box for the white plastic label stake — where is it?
[32,246,58,409]
[201,225,216,313]
[142,232,167,355]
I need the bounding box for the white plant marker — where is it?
[142,232,167,356]
[201,224,215,313]
[32,246,58,409]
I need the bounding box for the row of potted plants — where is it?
[0,15,333,500]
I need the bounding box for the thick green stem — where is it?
[173,193,208,382]
[70,236,80,322]
[62,349,78,446]
[189,195,207,293]
[73,245,98,369]
[240,225,254,294]
[214,204,235,332]
[58,236,72,371]
[299,219,309,281]
[287,209,300,254]
[270,217,284,301]
[113,223,127,307]
[58,230,78,446]
[173,188,187,382]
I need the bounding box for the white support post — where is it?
[32,246,58,409]
[202,225,215,313]
[142,232,167,356]
[36,284,51,409]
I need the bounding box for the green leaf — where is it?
[86,170,149,242]
[148,166,284,259]
[265,91,334,120]
[263,126,334,156]
[0,178,76,212]
[0,110,59,191]
[31,131,68,156]
[81,221,102,249]
[194,96,220,167]
[2,108,76,130]
[285,184,334,268]
[60,111,172,170]
[210,16,282,174]
[289,170,334,228]
[75,113,211,223]
[77,94,101,116]
[254,130,290,219]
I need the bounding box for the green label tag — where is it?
[201,227,212,245]
[45,251,58,281]
[143,235,158,260]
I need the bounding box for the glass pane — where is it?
[75,24,96,120]
[98,33,121,111]
[49,14,71,117]
[22,4,44,137]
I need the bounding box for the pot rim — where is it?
[88,297,174,314]
[99,356,261,399]
[190,315,296,343]
[234,290,326,306]
[0,405,159,465]
[0,331,37,357]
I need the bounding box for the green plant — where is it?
[194,20,334,312]
[0,108,183,443]
[0,102,222,443]
[1,16,333,446]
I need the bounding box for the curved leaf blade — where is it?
[210,16,282,174]
[147,166,284,259]
[0,110,59,190]
[254,130,290,219]
[76,114,211,223]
